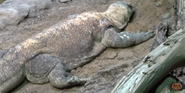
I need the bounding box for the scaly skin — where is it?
[0,1,154,93]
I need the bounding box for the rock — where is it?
[0,0,53,31]
[155,2,161,7]
[24,26,30,30]
[161,12,171,20]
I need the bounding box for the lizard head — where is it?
[104,1,134,30]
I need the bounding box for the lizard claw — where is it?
[147,30,155,37]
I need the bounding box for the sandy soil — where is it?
[0,0,175,93]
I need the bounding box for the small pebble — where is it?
[155,2,161,7]
[161,12,171,20]
[24,26,30,30]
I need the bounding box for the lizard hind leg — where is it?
[49,62,90,89]
[25,54,60,84]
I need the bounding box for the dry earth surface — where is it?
[0,0,174,93]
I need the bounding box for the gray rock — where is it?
[155,2,161,7]
[161,12,171,20]
[24,26,30,30]
[0,0,53,31]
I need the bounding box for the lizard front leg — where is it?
[102,28,154,48]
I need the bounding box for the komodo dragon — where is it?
[0,1,154,92]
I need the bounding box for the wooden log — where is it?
[111,29,185,93]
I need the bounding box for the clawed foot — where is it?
[138,30,155,38]
[67,76,91,85]
[146,30,155,38]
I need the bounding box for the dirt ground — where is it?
[0,0,175,93]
